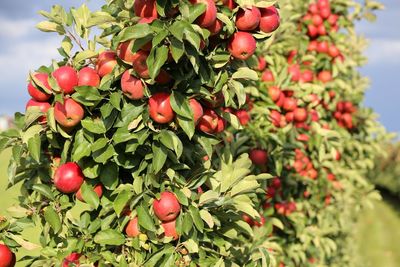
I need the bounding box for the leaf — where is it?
[159,130,183,158]
[189,205,204,232]
[199,209,214,228]
[81,118,107,134]
[100,162,119,190]
[170,91,192,119]
[28,134,41,163]
[117,24,153,43]
[44,207,61,233]
[36,21,65,34]
[183,239,199,253]
[80,183,100,209]
[72,129,91,161]
[113,189,133,215]
[74,50,98,64]
[199,191,219,205]
[94,229,125,245]
[152,142,168,174]
[232,68,259,80]
[147,45,169,79]
[137,205,156,231]
[32,184,54,200]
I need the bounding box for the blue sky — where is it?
[0,0,399,133]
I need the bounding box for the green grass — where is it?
[355,196,400,267]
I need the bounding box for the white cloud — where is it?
[0,17,37,38]
[366,38,400,65]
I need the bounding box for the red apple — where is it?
[190,0,217,28]
[155,69,172,84]
[189,98,204,124]
[215,116,226,133]
[161,219,179,240]
[26,99,51,123]
[259,6,280,33]
[54,98,85,129]
[308,40,318,51]
[125,217,140,237]
[312,14,323,26]
[134,0,158,18]
[228,32,256,60]
[300,70,314,83]
[197,109,219,133]
[283,98,297,111]
[294,108,307,122]
[76,184,103,202]
[54,162,85,194]
[308,4,319,14]
[256,56,267,71]
[121,70,145,100]
[222,0,236,10]
[97,51,117,77]
[249,149,268,165]
[236,7,261,31]
[285,112,294,123]
[288,64,301,82]
[320,7,331,19]
[307,24,318,38]
[262,70,275,82]
[153,191,181,222]
[53,66,78,94]
[131,50,150,79]
[328,45,340,58]
[270,110,281,127]
[63,253,81,267]
[28,73,52,101]
[235,109,250,126]
[317,41,329,54]
[78,67,100,87]
[149,92,174,124]
[317,24,327,35]
[268,86,281,102]
[328,14,339,25]
[318,71,332,83]
[0,244,15,267]
[206,19,223,36]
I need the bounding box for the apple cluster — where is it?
[334,101,357,129]
[302,0,339,38]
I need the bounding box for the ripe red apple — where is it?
[320,7,331,19]
[54,98,85,129]
[26,99,51,123]
[155,69,172,84]
[189,98,204,124]
[62,253,81,267]
[190,0,217,28]
[228,32,256,60]
[317,24,327,35]
[317,41,329,54]
[134,0,158,18]
[125,217,140,237]
[28,73,52,101]
[288,64,301,82]
[222,0,236,10]
[236,7,261,31]
[53,66,78,94]
[307,24,318,38]
[131,50,150,79]
[283,98,297,112]
[206,19,223,36]
[259,6,280,33]
[300,70,314,83]
[78,67,100,87]
[270,110,281,127]
[268,86,281,102]
[215,116,226,133]
[0,244,15,267]
[54,162,85,194]
[328,45,340,58]
[328,14,339,25]
[161,219,179,240]
[308,4,319,14]
[285,112,294,123]
[262,70,275,82]
[235,109,250,126]
[256,56,267,71]
[197,109,219,133]
[153,191,181,222]
[312,14,323,26]
[97,51,118,77]
[293,108,307,122]
[308,40,318,51]
[148,92,175,124]
[121,70,145,100]
[287,50,297,64]
[76,184,103,202]
[318,70,332,83]
[249,149,268,165]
